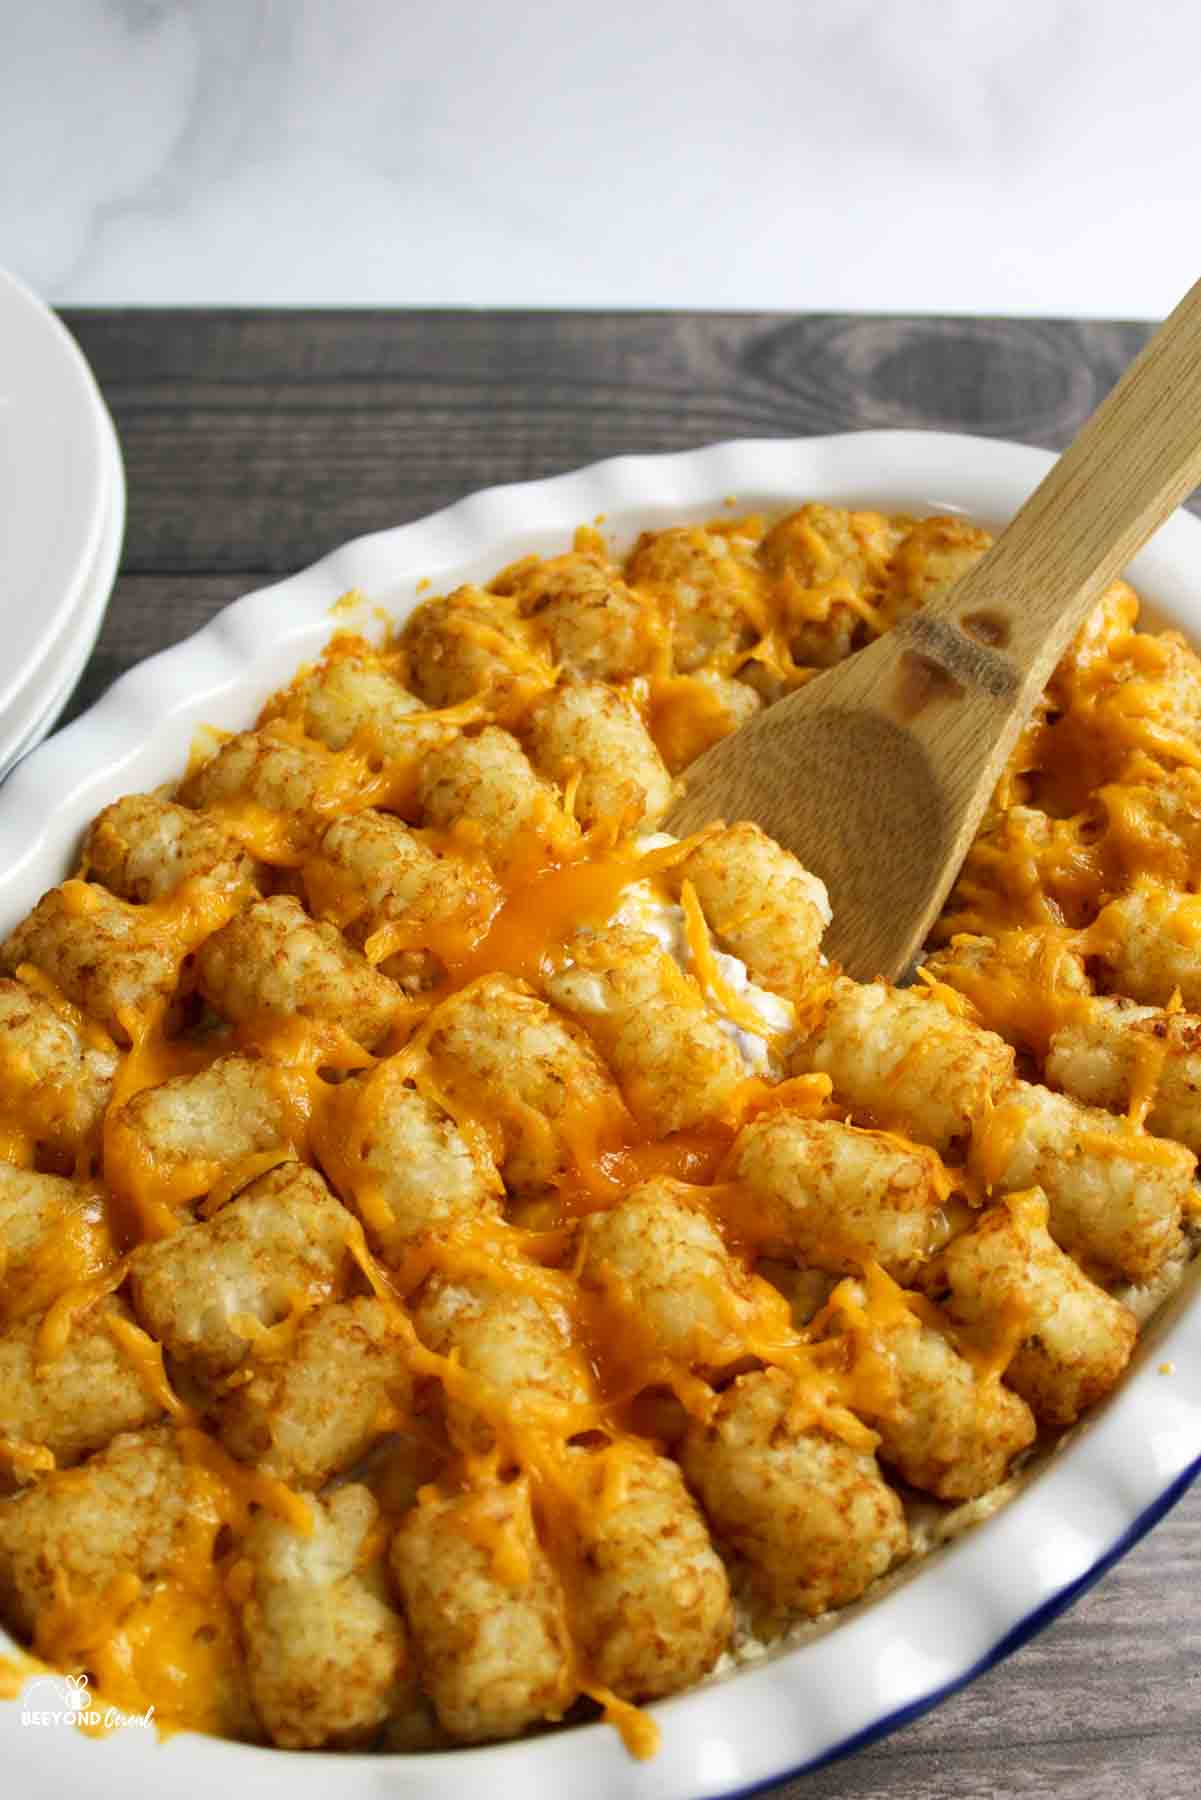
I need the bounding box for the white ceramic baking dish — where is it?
[2,432,1199,1800]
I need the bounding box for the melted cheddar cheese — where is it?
[1,502,1197,1761]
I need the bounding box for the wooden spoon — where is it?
[665,277,1201,982]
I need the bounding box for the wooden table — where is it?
[60,311,1201,1799]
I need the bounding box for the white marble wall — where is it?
[3,0,1199,314]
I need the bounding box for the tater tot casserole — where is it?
[1,496,1199,1762]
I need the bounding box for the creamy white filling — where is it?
[612,847,798,1075]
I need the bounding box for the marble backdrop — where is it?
[2,0,1198,314]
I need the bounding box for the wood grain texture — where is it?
[49,310,1201,1795]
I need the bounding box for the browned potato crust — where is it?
[0,882,186,1042]
[217,1297,411,1487]
[570,1441,732,1699]
[0,1427,193,1635]
[196,894,400,1049]
[0,979,117,1165]
[682,1367,908,1623]
[675,822,829,993]
[545,925,744,1134]
[971,1079,1192,1284]
[390,1479,574,1743]
[423,973,624,1196]
[627,524,765,673]
[402,585,552,712]
[816,1279,1037,1500]
[929,1190,1139,1426]
[576,1176,765,1376]
[106,1053,311,1210]
[0,1297,164,1476]
[412,1270,595,1452]
[128,1162,353,1382]
[726,1110,950,1283]
[316,1054,503,1254]
[798,976,1014,1156]
[0,1166,115,1326]
[418,725,579,865]
[84,794,258,903]
[241,1485,414,1748]
[281,648,453,763]
[525,681,672,834]
[177,727,332,815]
[499,550,656,684]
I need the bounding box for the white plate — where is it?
[0,269,112,723]
[0,398,125,782]
[2,432,1200,1800]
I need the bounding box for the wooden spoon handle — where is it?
[919,274,1201,697]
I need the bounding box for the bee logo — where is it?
[62,1672,90,1718]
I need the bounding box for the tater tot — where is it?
[816,1278,1036,1500]
[681,1367,907,1622]
[759,504,902,667]
[725,1111,950,1283]
[177,726,332,815]
[929,1190,1139,1425]
[1047,578,1140,711]
[128,1162,353,1381]
[936,803,1104,938]
[500,549,658,684]
[676,821,830,993]
[799,976,1015,1156]
[545,926,745,1134]
[316,1055,503,1254]
[418,725,580,866]
[646,668,762,776]
[1046,994,1201,1153]
[1090,879,1201,1011]
[196,894,400,1050]
[83,794,258,904]
[218,1297,411,1488]
[307,809,497,992]
[241,1484,413,1749]
[525,682,673,834]
[971,1079,1191,1283]
[576,1177,765,1377]
[570,1441,732,1700]
[0,977,118,1165]
[106,1053,311,1212]
[389,1478,574,1743]
[413,1269,595,1451]
[0,1297,164,1476]
[1092,761,1201,893]
[402,585,553,711]
[1041,624,1201,807]
[880,515,992,626]
[424,973,624,1196]
[0,882,187,1043]
[278,648,454,763]
[0,1166,115,1326]
[0,1426,193,1636]
[920,929,1090,1061]
[625,525,764,673]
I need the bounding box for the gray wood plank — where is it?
[63,310,1193,581]
[34,312,1201,1796]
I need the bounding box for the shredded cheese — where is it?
[4,503,1198,1764]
